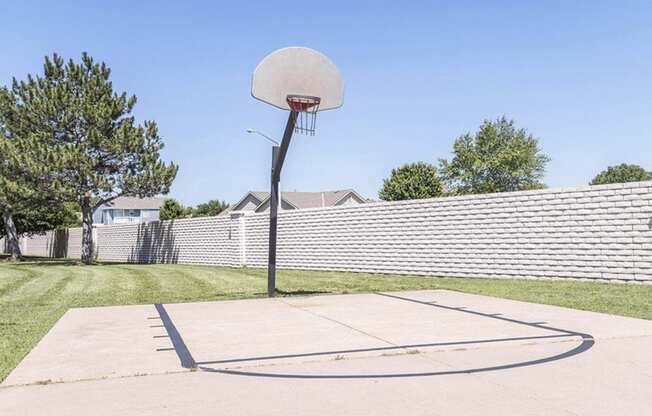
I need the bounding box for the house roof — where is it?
[252,190,366,210]
[286,190,357,209]
[228,191,268,213]
[225,189,368,216]
[250,191,270,201]
[102,196,165,210]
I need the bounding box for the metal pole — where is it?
[267,111,298,297]
[268,145,279,297]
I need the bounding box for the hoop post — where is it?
[268,111,298,297]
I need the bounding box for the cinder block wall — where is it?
[5,182,651,282]
[66,228,83,259]
[19,232,51,257]
[243,181,652,282]
[16,229,83,259]
[96,216,242,266]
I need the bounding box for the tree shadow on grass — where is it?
[3,257,131,267]
[3,257,81,267]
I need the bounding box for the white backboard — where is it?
[252,47,344,111]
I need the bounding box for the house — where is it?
[224,189,368,215]
[93,196,165,225]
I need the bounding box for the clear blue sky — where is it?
[1,1,651,206]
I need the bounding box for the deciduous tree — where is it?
[439,117,549,195]
[0,203,79,238]
[590,164,652,185]
[379,162,443,201]
[191,199,229,217]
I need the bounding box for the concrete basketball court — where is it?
[1,290,651,415]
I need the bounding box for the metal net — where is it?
[286,95,321,136]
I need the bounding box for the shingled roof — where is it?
[257,190,362,209]
[226,189,367,215]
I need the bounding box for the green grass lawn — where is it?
[1,257,651,382]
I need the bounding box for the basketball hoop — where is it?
[252,46,344,137]
[250,47,344,297]
[286,95,321,135]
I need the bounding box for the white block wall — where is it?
[243,181,652,282]
[20,232,52,257]
[17,229,83,259]
[96,216,241,266]
[66,228,83,259]
[4,182,651,282]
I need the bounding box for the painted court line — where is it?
[194,333,574,366]
[196,293,594,378]
[376,293,585,336]
[152,293,594,379]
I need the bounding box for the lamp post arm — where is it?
[258,132,280,146]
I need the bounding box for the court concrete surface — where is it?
[1,290,651,415]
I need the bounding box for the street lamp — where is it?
[245,128,282,215]
[246,128,279,146]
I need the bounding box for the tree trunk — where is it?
[3,208,21,261]
[80,202,94,265]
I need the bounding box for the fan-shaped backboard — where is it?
[252,47,344,111]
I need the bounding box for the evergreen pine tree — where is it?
[1,87,83,260]
[9,53,178,264]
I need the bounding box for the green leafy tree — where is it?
[379,162,444,201]
[590,164,652,185]
[159,198,188,221]
[0,203,80,238]
[8,53,178,264]
[439,117,550,195]
[191,199,229,217]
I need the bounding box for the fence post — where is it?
[239,213,247,266]
[92,226,99,261]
